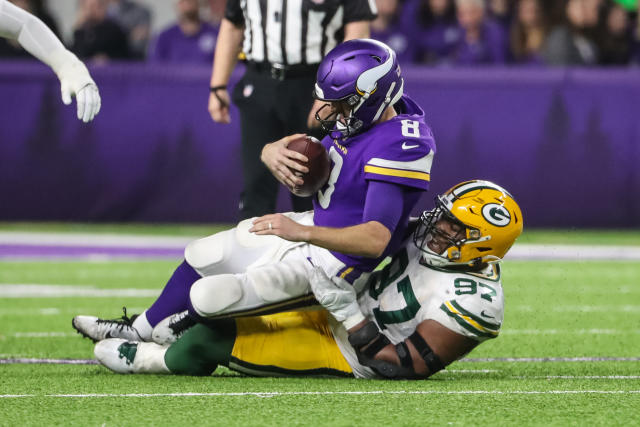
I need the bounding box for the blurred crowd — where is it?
[375,0,640,66]
[0,0,224,64]
[0,0,638,67]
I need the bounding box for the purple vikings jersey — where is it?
[312,94,436,272]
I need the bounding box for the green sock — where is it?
[164,319,236,376]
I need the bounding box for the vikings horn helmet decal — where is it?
[314,38,404,139]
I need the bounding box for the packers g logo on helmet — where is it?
[414,180,523,268]
[481,203,511,227]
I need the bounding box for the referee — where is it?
[208,0,377,220]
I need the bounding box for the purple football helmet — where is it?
[314,38,404,140]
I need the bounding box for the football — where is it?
[287,135,330,197]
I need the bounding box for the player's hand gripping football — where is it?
[249,213,310,242]
[260,134,310,190]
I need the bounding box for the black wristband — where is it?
[210,85,227,92]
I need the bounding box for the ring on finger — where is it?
[268,222,273,230]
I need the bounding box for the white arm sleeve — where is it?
[0,0,69,71]
[0,0,100,122]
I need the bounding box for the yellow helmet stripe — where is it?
[363,165,431,181]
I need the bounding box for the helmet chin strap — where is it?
[332,109,363,139]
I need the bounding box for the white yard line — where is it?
[1,390,639,399]
[1,231,640,260]
[10,332,76,338]
[0,284,158,298]
[518,376,640,380]
[461,357,640,362]
[0,358,98,365]
[501,329,640,335]
[506,244,640,261]
[0,307,146,315]
[0,232,192,248]
[3,357,640,365]
[7,329,638,338]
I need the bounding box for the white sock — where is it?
[132,310,153,342]
[132,342,170,374]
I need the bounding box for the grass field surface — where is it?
[1,224,639,426]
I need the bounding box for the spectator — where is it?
[72,0,130,62]
[148,0,218,65]
[106,0,152,60]
[450,0,508,65]
[598,1,633,64]
[634,9,640,64]
[0,0,59,57]
[404,0,461,64]
[370,0,415,64]
[206,0,225,25]
[509,0,549,65]
[542,0,599,65]
[488,0,515,31]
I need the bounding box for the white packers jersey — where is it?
[331,243,505,378]
[360,243,504,343]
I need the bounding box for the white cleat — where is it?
[94,338,138,374]
[152,311,196,345]
[95,338,170,374]
[72,308,143,342]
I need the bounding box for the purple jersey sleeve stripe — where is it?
[363,165,430,181]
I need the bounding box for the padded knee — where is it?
[190,275,243,317]
[247,260,311,303]
[184,232,228,274]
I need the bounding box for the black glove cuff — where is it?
[348,321,380,349]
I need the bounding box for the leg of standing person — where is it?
[233,69,284,220]
[279,74,320,213]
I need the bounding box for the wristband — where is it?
[210,85,229,108]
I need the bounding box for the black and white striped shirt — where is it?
[225,0,377,66]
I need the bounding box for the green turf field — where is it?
[1,225,639,426]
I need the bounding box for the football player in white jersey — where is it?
[88,180,523,379]
[0,0,100,122]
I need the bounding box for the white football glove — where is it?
[53,50,101,123]
[309,266,365,330]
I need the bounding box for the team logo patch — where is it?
[481,203,511,227]
[243,84,254,97]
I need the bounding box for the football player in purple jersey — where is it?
[254,38,435,333]
[73,39,436,377]
[0,0,100,122]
